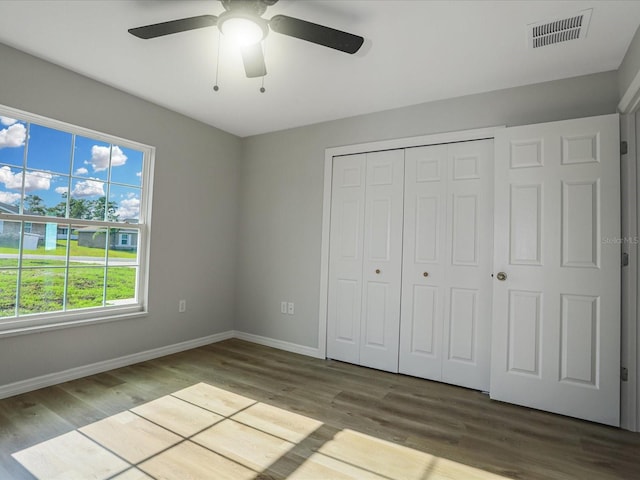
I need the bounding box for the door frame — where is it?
[318,126,504,360]
[621,112,639,432]
[619,70,640,432]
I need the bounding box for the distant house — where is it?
[76,226,138,251]
[0,201,19,215]
[0,202,137,250]
[0,202,46,249]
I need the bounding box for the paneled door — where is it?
[359,149,405,372]
[326,153,366,365]
[491,114,620,426]
[326,149,404,373]
[399,140,493,390]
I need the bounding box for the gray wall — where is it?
[236,71,620,349]
[0,43,241,385]
[619,24,640,101]
[0,40,623,386]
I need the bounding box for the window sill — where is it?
[0,307,149,338]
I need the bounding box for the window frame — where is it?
[0,104,154,337]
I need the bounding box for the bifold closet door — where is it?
[399,140,493,391]
[326,153,366,365]
[326,149,404,373]
[359,149,404,372]
[491,114,620,426]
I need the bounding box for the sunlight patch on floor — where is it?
[12,382,512,480]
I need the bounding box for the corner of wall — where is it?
[619,25,640,113]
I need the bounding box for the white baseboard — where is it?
[233,331,323,359]
[0,330,323,400]
[0,330,234,400]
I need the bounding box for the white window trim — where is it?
[0,103,155,337]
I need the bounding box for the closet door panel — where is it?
[400,140,492,390]
[327,154,366,364]
[360,149,405,373]
[442,140,493,391]
[399,145,447,380]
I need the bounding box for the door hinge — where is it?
[621,367,629,382]
[621,141,628,155]
[622,252,629,267]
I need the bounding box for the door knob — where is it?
[423,272,429,277]
[375,269,381,274]
[496,272,507,281]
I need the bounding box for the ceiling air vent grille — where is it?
[528,9,592,48]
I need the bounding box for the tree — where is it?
[24,194,47,215]
[34,191,120,221]
[46,201,67,218]
[90,196,119,222]
[70,198,90,219]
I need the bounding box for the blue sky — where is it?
[0,116,143,220]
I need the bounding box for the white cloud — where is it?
[85,145,127,172]
[136,171,142,177]
[70,179,104,198]
[75,167,89,175]
[0,123,27,149]
[24,171,53,191]
[0,191,21,204]
[0,166,22,190]
[0,166,52,192]
[116,196,140,219]
[55,186,69,195]
[0,117,18,126]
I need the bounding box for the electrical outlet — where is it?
[178,299,186,313]
[287,302,294,315]
[280,301,287,314]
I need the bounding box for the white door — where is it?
[359,149,404,372]
[399,140,493,390]
[399,144,448,380]
[327,150,404,373]
[441,140,494,390]
[326,153,366,364]
[491,114,621,426]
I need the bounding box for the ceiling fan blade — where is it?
[128,15,218,39]
[241,43,267,78]
[269,15,364,54]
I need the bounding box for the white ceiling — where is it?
[0,0,638,137]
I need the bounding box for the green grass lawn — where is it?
[0,239,137,259]
[0,239,137,316]
[0,265,136,317]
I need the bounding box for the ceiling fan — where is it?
[128,0,364,78]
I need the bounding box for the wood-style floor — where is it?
[1,338,639,479]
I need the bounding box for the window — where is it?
[0,105,154,334]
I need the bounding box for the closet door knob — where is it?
[375,269,381,274]
[423,272,429,277]
[496,272,507,281]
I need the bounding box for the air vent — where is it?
[528,9,592,48]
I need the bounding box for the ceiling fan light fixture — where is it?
[218,11,268,47]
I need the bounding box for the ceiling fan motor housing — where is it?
[221,0,278,16]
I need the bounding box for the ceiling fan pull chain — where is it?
[213,30,221,92]
[260,39,267,93]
